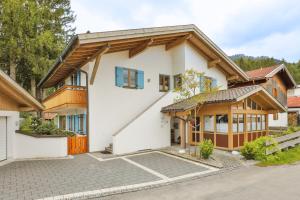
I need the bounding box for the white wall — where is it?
[0,111,19,160]
[268,113,288,127]
[113,92,173,154]
[14,133,67,159]
[288,85,300,96]
[184,43,227,90]
[88,45,176,152]
[86,43,229,154]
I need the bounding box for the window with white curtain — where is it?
[238,114,244,133]
[247,114,251,131]
[262,115,266,130]
[204,115,214,132]
[216,115,228,133]
[251,115,257,131]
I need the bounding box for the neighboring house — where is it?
[287,85,300,126]
[229,64,297,128]
[0,70,43,162]
[38,24,284,154]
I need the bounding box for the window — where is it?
[192,117,200,131]
[174,74,182,89]
[238,114,244,132]
[247,114,251,131]
[262,115,266,130]
[257,115,261,130]
[68,115,74,132]
[204,115,214,132]
[252,101,257,110]
[233,114,244,133]
[204,77,212,92]
[78,114,84,133]
[59,116,66,130]
[159,75,170,92]
[251,115,257,131]
[71,72,80,86]
[123,68,137,88]
[247,99,251,109]
[273,113,278,120]
[115,67,144,89]
[216,115,228,133]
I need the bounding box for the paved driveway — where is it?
[0,151,217,200]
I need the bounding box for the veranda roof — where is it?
[161,85,285,113]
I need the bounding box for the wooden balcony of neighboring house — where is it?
[42,85,87,112]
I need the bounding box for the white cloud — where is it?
[71,1,126,33]
[225,29,300,62]
[70,0,300,62]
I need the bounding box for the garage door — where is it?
[0,117,7,161]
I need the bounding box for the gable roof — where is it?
[161,85,285,113]
[288,96,300,108]
[0,70,44,111]
[38,24,248,88]
[246,64,296,89]
[246,65,279,79]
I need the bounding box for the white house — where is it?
[0,70,44,162]
[38,25,283,154]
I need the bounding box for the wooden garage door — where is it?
[0,117,7,161]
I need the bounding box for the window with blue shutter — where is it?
[137,70,144,89]
[115,67,124,87]
[77,71,81,86]
[75,115,79,133]
[83,113,86,135]
[212,78,217,88]
[199,76,204,93]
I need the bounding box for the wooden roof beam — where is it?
[129,38,154,58]
[89,44,111,85]
[208,59,221,68]
[165,34,192,51]
[227,75,239,81]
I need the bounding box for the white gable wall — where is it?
[86,43,228,153]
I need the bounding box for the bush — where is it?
[199,139,214,159]
[20,115,75,137]
[241,136,278,161]
[282,126,300,135]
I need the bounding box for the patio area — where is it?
[0,151,218,200]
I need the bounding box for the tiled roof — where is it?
[246,64,280,79]
[288,96,300,108]
[161,85,261,112]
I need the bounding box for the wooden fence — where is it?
[68,135,88,155]
[266,131,300,155]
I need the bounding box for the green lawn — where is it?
[258,146,300,167]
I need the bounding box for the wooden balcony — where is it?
[43,85,87,112]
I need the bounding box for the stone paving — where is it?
[128,153,208,178]
[0,151,216,200]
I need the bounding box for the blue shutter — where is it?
[212,78,217,88]
[83,113,86,135]
[77,71,81,86]
[72,116,75,132]
[115,67,124,87]
[199,76,204,93]
[75,115,79,133]
[137,70,144,89]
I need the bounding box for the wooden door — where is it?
[68,135,87,155]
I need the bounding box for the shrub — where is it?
[199,139,214,159]
[20,115,75,137]
[241,136,278,161]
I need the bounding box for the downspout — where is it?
[79,69,90,152]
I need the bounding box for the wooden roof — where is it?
[38,24,249,88]
[161,85,286,113]
[0,70,44,111]
[245,64,296,89]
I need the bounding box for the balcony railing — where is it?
[43,85,87,112]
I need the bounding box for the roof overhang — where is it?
[0,70,44,111]
[38,24,249,88]
[265,64,297,89]
[161,85,286,113]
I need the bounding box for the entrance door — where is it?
[0,117,7,161]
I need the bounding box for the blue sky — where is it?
[71,0,300,62]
